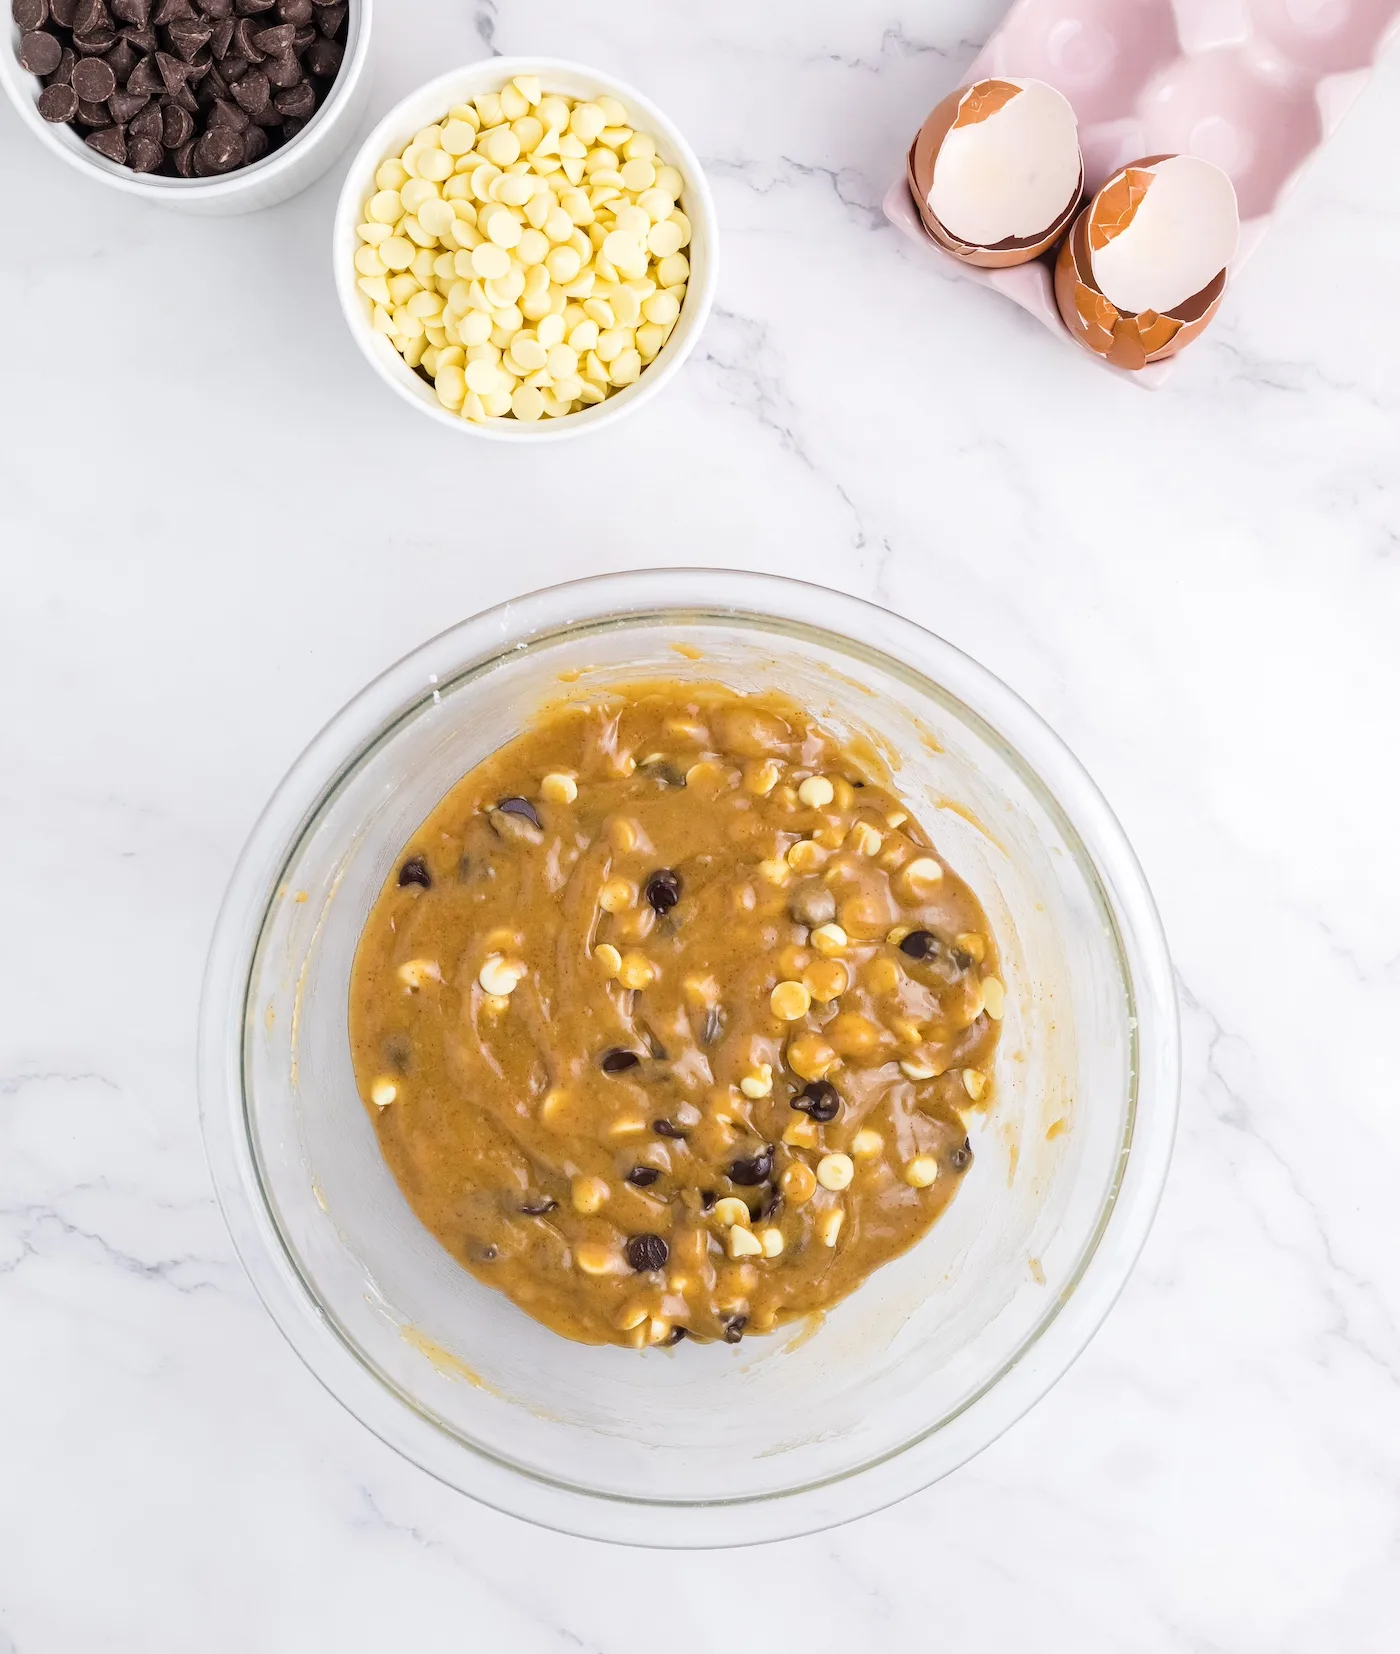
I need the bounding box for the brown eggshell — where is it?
[1054,188,1227,370]
[907,81,1083,269]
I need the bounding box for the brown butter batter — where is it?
[348,683,1001,1348]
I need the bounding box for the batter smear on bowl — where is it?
[349,683,1002,1347]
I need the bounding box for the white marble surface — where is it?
[3,1,1399,1647]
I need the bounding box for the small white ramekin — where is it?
[332,57,718,441]
[0,0,373,215]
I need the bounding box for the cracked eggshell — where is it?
[907,77,1083,269]
[1054,154,1239,371]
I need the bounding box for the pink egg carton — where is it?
[884,0,1400,384]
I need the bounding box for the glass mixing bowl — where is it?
[198,569,1178,1546]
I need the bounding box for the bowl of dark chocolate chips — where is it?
[1,0,372,212]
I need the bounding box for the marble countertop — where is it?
[3,1,1399,1648]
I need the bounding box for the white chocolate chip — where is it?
[816,1152,854,1191]
[797,775,835,808]
[851,1129,883,1158]
[713,1196,752,1229]
[478,954,526,996]
[739,1064,773,1100]
[982,976,1006,1020]
[758,1227,784,1258]
[398,959,441,990]
[370,1078,398,1108]
[905,1155,939,1188]
[727,1226,762,1259]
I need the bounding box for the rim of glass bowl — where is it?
[198,568,1179,1548]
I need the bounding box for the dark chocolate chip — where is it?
[37,81,79,119]
[104,35,137,79]
[75,96,110,122]
[699,1190,716,1211]
[759,1187,783,1220]
[110,0,149,21]
[230,14,260,57]
[626,1233,668,1273]
[107,88,151,121]
[950,1140,972,1170]
[722,1315,747,1344]
[276,0,310,20]
[728,1145,774,1186]
[638,756,685,789]
[313,0,344,35]
[474,1243,499,1262]
[626,1166,660,1187]
[84,123,127,161]
[150,0,191,20]
[898,929,937,959]
[71,54,116,99]
[219,51,247,79]
[118,21,155,47]
[126,133,163,169]
[128,101,161,136]
[303,32,337,77]
[600,1048,640,1074]
[271,74,311,115]
[12,0,49,31]
[208,95,248,129]
[171,133,196,173]
[229,65,267,109]
[44,45,75,83]
[791,1080,839,1123]
[167,18,213,59]
[200,0,232,14]
[72,27,117,49]
[653,1119,686,1139]
[665,1325,687,1344]
[72,0,109,30]
[493,793,536,827]
[158,98,192,142]
[261,47,298,87]
[239,122,266,162]
[249,19,290,50]
[209,17,235,56]
[195,121,240,169]
[126,51,163,91]
[644,868,681,915]
[397,856,431,890]
[50,0,77,19]
[19,30,63,73]
[239,0,278,12]
[519,1197,557,1216]
[156,49,193,89]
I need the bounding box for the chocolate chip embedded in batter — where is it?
[644,868,681,914]
[789,880,836,928]
[950,1139,972,1170]
[490,795,543,841]
[626,1166,660,1187]
[653,1119,687,1139]
[722,1315,747,1344]
[600,1048,641,1074]
[519,1197,558,1216]
[728,1145,774,1185]
[397,856,432,890]
[626,1233,668,1272]
[898,929,938,959]
[665,1325,688,1344]
[791,1080,840,1123]
[639,757,686,788]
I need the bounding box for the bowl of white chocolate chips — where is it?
[333,59,717,436]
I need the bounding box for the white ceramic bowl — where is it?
[332,57,718,441]
[0,0,373,215]
[199,569,1179,1546]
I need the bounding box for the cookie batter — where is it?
[349,683,1002,1348]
